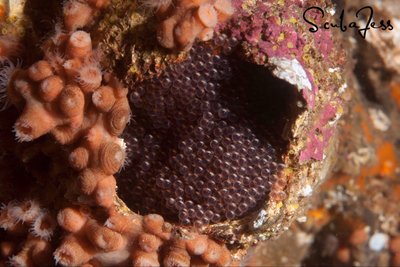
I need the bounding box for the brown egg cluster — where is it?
[118,40,284,226]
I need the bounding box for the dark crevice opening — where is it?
[228,58,305,150]
[353,37,393,105]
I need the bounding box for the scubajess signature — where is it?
[303,6,394,39]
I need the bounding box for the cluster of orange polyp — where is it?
[7,27,130,210]
[0,0,236,266]
[0,200,56,266]
[156,0,235,51]
[54,207,231,266]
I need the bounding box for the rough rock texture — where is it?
[0,0,347,265]
[246,0,400,266]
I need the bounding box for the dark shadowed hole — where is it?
[227,57,305,148]
[353,37,393,105]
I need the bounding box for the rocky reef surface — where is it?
[245,0,400,266]
[0,0,347,266]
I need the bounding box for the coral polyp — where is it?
[155,0,235,50]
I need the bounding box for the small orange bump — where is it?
[63,58,82,81]
[186,235,208,255]
[158,232,171,241]
[54,235,95,266]
[63,1,94,31]
[163,247,191,267]
[105,211,143,236]
[213,0,234,22]
[39,75,64,102]
[201,240,222,264]
[13,79,33,99]
[79,168,99,195]
[92,86,116,112]
[99,142,125,175]
[196,4,218,28]
[57,207,87,233]
[77,64,102,93]
[86,221,126,251]
[59,85,85,118]
[174,15,203,51]
[107,99,130,136]
[28,60,53,82]
[138,233,162,253]
[66,31,92,59]
[69,147,89,170]
[143,214,164,235]
[51,125,80,145]
[85,126,104,150]
[132,250,160,267]
[377,142,398,178]
[157,17,177,49]
[306,208,330,228]
[94,175,117,208]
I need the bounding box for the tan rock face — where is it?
[0,0,347,265]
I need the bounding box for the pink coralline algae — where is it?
[300,103,338,162]
[230,2,306,60]
[226,0,337,107]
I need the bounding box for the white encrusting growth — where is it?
[270,57,312,92]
